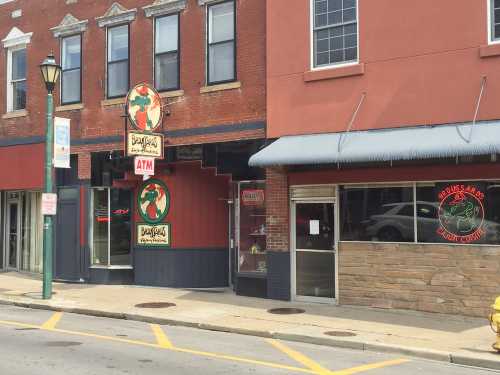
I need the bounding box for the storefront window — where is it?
[238,181,266,273]
[340,186,414,242]
[92,188,132,266]
[21,192,43,273]
[417,181,500,245]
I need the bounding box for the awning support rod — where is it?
[457,76,486,144]
[338,92,366,153]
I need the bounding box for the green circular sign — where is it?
[137,179,170,224]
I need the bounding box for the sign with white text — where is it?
[54,117,70,168]
[135,156,155,176]
[41,193,57,215]
[126,131,164,158]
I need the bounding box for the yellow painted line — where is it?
[41,312,63,330]
[331,358,411,375]
[0,319,40,329]
[267,339,332,375]
[151,324,173,348]
[0,318,316,374]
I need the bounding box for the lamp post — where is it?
[39,53,61,300]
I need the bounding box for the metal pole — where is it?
[42,92,54,300]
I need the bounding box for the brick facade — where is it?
[265,167,289,252]
[0,0,266,150]
[339,242,500,317]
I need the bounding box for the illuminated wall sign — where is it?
[137,223,171,247]
[437,184,485,243]
[241,189,265,206]
[127,131,164,158]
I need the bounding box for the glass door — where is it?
[6,200,20,270]
[292,201,336,302]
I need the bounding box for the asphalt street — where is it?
[0,304,497,375]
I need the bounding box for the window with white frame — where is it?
[107,24,129,98]
[207,0,236,85]
[61,34,82,105]
[313,0,357,68]
[491,0,500,42]
[155,13,180,91]
[7,47,27,111]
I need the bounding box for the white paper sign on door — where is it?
[41,193,57,215]
[309,220,320,235]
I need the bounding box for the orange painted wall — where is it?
[267,0,500,138]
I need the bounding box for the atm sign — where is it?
[134,156,155,176]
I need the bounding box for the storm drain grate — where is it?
[135,302,176,309]
[324,331,357,337]
[267,308,305,315]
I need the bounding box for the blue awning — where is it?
[249,121,500,167]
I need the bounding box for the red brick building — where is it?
[250,0,500,316]
[0,0,267,292]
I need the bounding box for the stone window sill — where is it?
[303,63,365,82]
[200,81,241,94]
[160,89,184,99]
[2,109,28,119]
[56,103,84,112]
[479,43,500,58]
[101,97,126,107]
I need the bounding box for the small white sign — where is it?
[54,117,71,168]
[134,156,155,176]
[309,220,320,235]
[41,193,57,215]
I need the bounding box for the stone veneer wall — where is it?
[338,242,500,317]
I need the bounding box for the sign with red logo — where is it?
[241,189,265,206]
[437,184,485,243]
[126,83,163,132]
[134,156,155,176]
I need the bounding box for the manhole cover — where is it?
[324,331,357,337]
[267,308,305,315]
[135,302,176,309]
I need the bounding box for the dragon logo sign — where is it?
[127,83,163,132]
[437,184,485,243]
[137,179,170,224]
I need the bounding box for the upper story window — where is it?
[155,14,180,92]
[490,0,500,42]
[8,47,27,111]
[61,34,82,105]
[207,0,236,85]
[313,0,358,68]
[107,24,129,99]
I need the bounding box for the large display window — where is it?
[340,181,500,245]
[237,181,267,273]
[91,188,132,266]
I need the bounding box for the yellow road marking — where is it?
[330,358,411,375]
[41,312,63,330]
[151,324,173,348]
[267,338,332,375]
[0,318,316,374]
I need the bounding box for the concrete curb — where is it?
[0,298,499,371]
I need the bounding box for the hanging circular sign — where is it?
[137,179,170,224]
[437,184,485,243]
[127,83,163,132]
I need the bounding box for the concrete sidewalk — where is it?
[0,272,498,371]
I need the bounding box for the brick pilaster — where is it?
[78,152,91,180]
[266,167,289,252]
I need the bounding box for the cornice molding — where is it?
[51,14,88,38]
[96,2,137,28]
[143,0,186,18]
[2,26,32,48]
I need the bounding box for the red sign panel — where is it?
[241,189,265,206]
